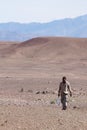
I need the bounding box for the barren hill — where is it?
[18,37,87,60]
[1,37,87,62]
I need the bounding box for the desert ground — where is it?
[0,37,87,130]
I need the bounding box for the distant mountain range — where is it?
[0,14,87,41]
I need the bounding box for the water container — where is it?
[56,98,61,106]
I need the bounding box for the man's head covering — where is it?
[62,76,66,80]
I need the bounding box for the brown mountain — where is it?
[0,37,87,62]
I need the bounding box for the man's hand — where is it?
[70,92,72,97]
[58,93,60,97]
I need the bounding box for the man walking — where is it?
[58,76,72,110]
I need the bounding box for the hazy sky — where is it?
[0,0,87,23]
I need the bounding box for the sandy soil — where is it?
[0,37,87,130]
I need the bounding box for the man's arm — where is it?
[68,83,72,96]
[58,83,61,97]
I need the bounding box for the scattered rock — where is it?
[50,101,55,104]
[51,91,56,94]
[48,81,50,84]
[38,99,41,100]
[28,90,33,93]
[42,91,47,94]
[6,76,9,78]
[73,106,77,109]
[4,120,7,123]
[36,91,40,94]
[1,120,7,126]
[35,90,57,95]
[1,123,4,126]
[20,88,24,92]
[73,106,80,109]
[80,88,83,91]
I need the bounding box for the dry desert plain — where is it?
[0,37,87,130]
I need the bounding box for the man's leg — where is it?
[61,94,67,110]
